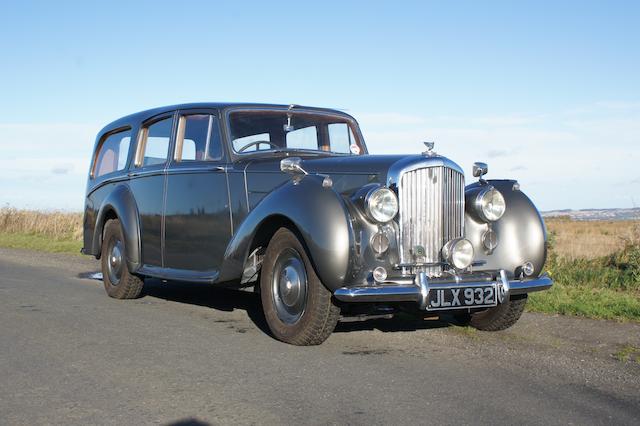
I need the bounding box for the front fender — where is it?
[218,175,354,291]
[93,184,142,272]
[465,180,547,277]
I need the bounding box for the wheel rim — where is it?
[271,248,308,324]
[106,238,124,286]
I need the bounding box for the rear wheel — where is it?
[260,228,340,345]
[101,219,144,299]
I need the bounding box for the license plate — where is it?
[427,285,497,311]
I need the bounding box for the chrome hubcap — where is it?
[107,239,124,285]
[272,248,307,324]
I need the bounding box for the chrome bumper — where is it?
[333,271,552,310]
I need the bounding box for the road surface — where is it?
[1,248,639,425]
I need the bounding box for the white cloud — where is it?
[356,105,640,210]
[0,104,638,212]
[0,123,99,210]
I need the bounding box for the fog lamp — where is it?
[372,266,388,283]
[442,238,474,270]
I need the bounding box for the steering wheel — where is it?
[237,140,279,153]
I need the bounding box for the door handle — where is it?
[206,166,227,172]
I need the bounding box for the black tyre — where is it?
[101,219,144,299]
[463,294,528,331]
[260,228,340,345]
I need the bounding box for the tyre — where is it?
[101,218,144,299]
[260,228,340,345]
[463,294,528,331]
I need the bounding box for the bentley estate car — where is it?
[83,103,552,345]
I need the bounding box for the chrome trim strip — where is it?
[164,165,226,175]
[333,273,552,307]
[138,264,219,284]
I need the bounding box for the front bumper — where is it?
[333,270,552,310]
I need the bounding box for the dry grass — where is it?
[0,207,83,241]
[546,217,640,260]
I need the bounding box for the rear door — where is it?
[163,109,231,274]
[128,113,175,267]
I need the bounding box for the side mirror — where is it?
[280,157,307,175]
[473,162,488,178]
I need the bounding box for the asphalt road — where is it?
[1,248,639,425]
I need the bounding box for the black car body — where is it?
[83,103,552,345]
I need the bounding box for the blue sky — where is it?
[1,0,639,211]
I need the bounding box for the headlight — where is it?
[475,187,506,222]
[366,187,398,223]
[442,238,474,270]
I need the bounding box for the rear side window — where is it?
[175,114,223,161]
[93,129,131,178]
[138,118,173,167]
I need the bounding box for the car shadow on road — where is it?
[82,272,460,337]
[141,278,272,335]
[140,278,459,335]
[335,314,455,333]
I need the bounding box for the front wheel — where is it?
[260,228,340,345]
[458,294,528,331]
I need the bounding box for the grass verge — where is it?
[0,233,82,255]
[528,283,640,322]
[527,236,640,322]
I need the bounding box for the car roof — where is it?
[97,102,354,137]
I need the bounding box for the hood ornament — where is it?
[423,141,436,156]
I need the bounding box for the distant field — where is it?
[1,208,638,321]
[546,217,639,259]
[529,217,639,321]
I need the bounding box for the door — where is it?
[128,113,175,267]
[163,109,232,273]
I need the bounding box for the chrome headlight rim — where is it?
[442,238,475,270]
[474,186,506,222]
[365,186,399,223]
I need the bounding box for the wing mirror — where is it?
[473,162,488,178]
[280,157,307,175]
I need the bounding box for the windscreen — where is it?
[229,110,364,155]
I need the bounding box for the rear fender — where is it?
[93,185,142,272]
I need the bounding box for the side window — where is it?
[208,117,222,159]
[93,129,132,178]
[286,126,318,150]
[139,118,172,167]
[328,123,358,154]
[175,114,223,161]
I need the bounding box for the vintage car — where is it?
[83,102,552,345]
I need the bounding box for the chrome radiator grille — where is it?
[398,166,465,276]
